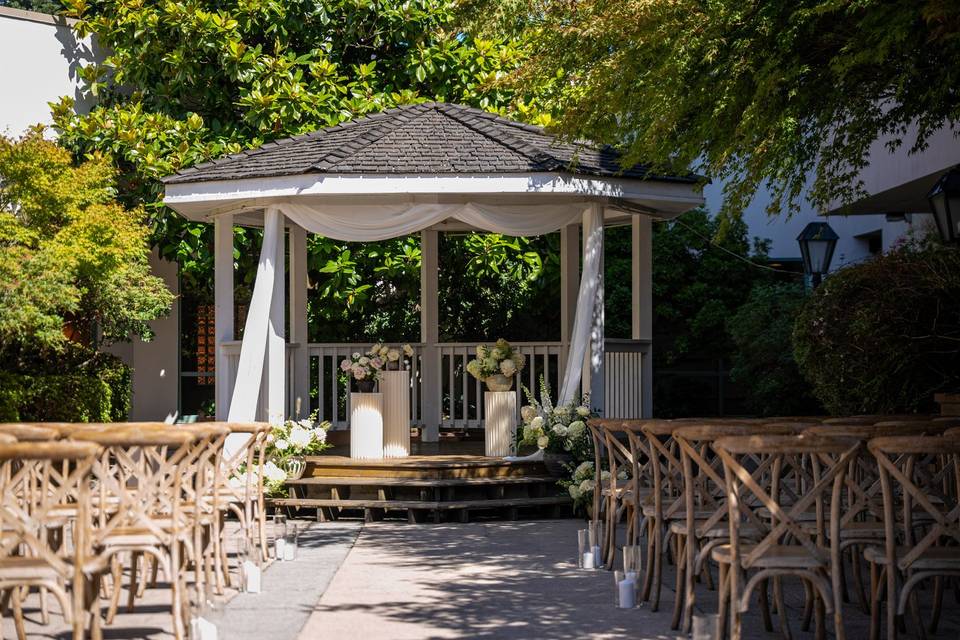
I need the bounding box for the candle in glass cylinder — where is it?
[582,550,595,570]
[617,576,636,609]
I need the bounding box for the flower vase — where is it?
[354,379,376,393]
[485,373,514,392]
[543,452,573,478]
[282,455,306,481]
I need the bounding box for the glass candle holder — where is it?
[273,513,287,561]
[577,529,587,568]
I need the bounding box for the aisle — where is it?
[298,520,657,640]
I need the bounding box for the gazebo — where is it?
[162,103,703,440]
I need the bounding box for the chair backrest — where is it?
[867,436,960,573]
[0,423,59,441]
[713,435,860,569]
[0,442,102,577]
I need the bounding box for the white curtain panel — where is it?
[558,206,603,405]
[277,201,587,241]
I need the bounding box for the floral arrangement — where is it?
[368,342,415,370]
[466,338,526,381]
[518,377,592,457]
[340,349,384,384]
[561,461,628,509]
[261,412,332,496]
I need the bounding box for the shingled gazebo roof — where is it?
[163,102,694,185]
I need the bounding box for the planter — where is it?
[354,379,376,393]
[485,373,514,392]
[543,452,573,478]
[281,455,306,481]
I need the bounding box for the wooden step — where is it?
[271,496,570,511]
[286,475,559,488]
[303,455,548,480]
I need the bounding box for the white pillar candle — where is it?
[618,578,636,609]
[190,617,218,640]
[242,560,261,593]
[283,540,295,561]
[626,570,638,585]
[274,538,285,561]
[582,551,595,570]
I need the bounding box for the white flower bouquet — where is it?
[559,461,628,509]
[340,349,386,391]
[465,338,526,384]
[261,412,333,496]
[367,342,416,371]
[518,376,593,457]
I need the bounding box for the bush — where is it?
[0,343,131,422]
[793,240,960,415]
[728,282,822,416]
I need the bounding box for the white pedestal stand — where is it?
[484,391,516,457]
[381,370,411,458]
[350,392,383,459]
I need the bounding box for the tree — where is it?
[462,1,960,224]
[0,132,173,352]
[0,0,63,15]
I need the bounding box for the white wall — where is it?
[1,7,181,420]
[0,7,97,135]
[703,179,933,270]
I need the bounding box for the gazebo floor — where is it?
[273,446,572,523]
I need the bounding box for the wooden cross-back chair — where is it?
[865,435,960,640]
[0,441,103,640]
[671,423,796,632]
[601,420,648,570]
[586,418,635,569]
[216,423,271,566]
[712,434,861,640]
[69,426,199,640]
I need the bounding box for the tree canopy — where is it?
[0,132,172,351]
[462,0,960,224]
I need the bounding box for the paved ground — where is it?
[6,518,960,639]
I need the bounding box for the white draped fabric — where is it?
[559,206,603,405]
[278,202,587,241]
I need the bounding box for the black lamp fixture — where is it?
[927,167,960,245]
[797,222,839,288]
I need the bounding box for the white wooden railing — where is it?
[219,339,648,427]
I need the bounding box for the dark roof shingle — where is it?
[162,102,688,185]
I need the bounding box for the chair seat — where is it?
[669,520,763,540]
[0,557,63,581]
[642,504,715,520]
[98,527,165,547]
[711,544,829,569]
[863,545,960,570]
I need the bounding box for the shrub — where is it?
[793,240,960,415]
[0,343,131,422]
[728,282,822,416]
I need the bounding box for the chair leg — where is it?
[683,533,698,633]
[851,544,870,614]
[869,562,882,640]
[105,555,123,624]
[801,578,814,631]
[717,562,729,640]
[641,517,655,602]
[814,591,826,640]
[10,589,25,640]
[171,544,185,640]
[930,576,943,634]
[671,533,685,630]
[773,576,793,640]
[652,521,663,612]
[758,578,773,632]
[127,551,140,613]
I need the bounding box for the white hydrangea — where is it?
[530,416,545,430]
[567,421,586,438]
[387,349,401,362]
[579,479,596,493]
[576,406,590,417]
[499,358,517,377]
[263,461,287,483]
[289,426,312,448]
[489,347,504,360]
[617,470,629,481]
[574,461,594,479]
[313,428,327,444]
[274,439,290,451]
[568,484,582,500]
[369,343,382,356]
[600,470,611,482]
[552,424,569,437]
[403,344,415,357]
[359,356,370,365]
[537,435,550,449]
[520,405,537,423]
[352,352,361,359]
[298,419,313,429]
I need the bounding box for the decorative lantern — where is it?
[927,168,960,245]
[797,222,838,288]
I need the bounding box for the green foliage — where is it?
[53,0,545,292]
[728,282,821,417]
[0,132,173,351]
[0,343,131,421]
[463,0,960,225]
[794,240,960,415]
[0,0,63,15]
[651,209,771,367]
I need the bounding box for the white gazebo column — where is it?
[420,229,440,442]
[559,223,579,374]
[584,204,604,413]
[289,223,310,418]
[265,206,287,423]
[632,215,654,418]
[214,214,234,420]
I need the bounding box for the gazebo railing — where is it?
[218,339,648,428]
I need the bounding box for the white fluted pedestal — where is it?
[381,370,410,457]
[484,391,516,457]
[350,392,383,459]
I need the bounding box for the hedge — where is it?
[0,347,131,422]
